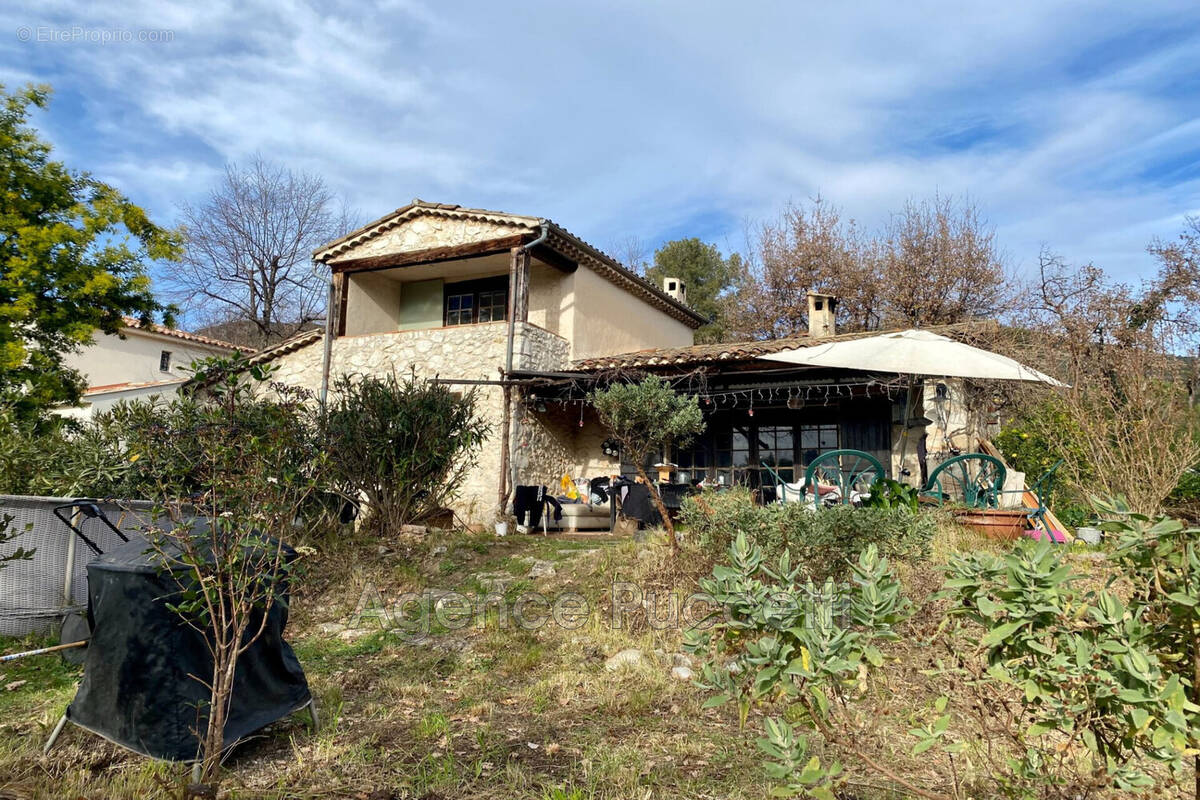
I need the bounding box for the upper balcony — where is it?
[318,200,703,362]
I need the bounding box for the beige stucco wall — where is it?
[344,272,402,335]
[62,330,233,388]
[526,261,569,339]
[268,322,570,522]
[566,267,695,361]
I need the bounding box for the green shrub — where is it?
[0,357,322,504]
[943,537,1193,793]
[324,372,490,535]
[680,489,935,579]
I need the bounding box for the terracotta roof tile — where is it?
[572,322,984,371]
[121,318,251,352]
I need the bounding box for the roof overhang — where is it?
[312,200,706,329]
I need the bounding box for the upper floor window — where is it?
[159,350,172,372]
[444,277,508,326]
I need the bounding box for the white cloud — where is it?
[2,0,1199,283]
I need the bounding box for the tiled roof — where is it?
[84,378,186,395]
[573,322,984,371]
[245,328,325,366]
[181,328,324,391]
[312,200,707,328]
[121,317,250,352]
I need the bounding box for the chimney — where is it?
[662,276,687,304]
[807,292,837,338]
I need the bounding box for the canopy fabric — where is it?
[761,329,1066,386]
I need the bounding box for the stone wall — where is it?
[327,215,534,263]
[268,322,569,522]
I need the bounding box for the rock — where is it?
[376,545,391,556]
[671,665,694,681]
[672,653,693,669]
[400,524,428,536]
[319,622,347,635]
[476,572,514,593]
[337,627,373,641]
[528,560,556,578]
[605,648,645,671]
[431,545,447,557]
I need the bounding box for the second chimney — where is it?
[662,277,687,304]
[807,292,837,338]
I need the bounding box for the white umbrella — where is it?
[762,328,1066,386]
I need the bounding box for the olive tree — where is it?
[589,376,704,553]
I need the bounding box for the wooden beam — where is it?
[512,247,530,323]
[335,272,349,337]
[528,243,577,273]
[329,234,529,274]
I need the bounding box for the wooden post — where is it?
[513,248,530,324]
[499,246,529,514]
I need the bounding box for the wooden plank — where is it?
[979,438,1072,541]
[329,234,529,273]
[512,247,530,323]
[335,272,348,337]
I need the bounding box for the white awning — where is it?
[761,329,1066,386]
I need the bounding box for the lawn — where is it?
[0,531,769,800]
[1,523,1192,800]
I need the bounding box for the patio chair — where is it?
[921,453,1007,509]
[800,449,886,508]
[996,458,1064,534]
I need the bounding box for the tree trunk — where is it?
[635,466,678,556]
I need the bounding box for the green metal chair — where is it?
[800,449,886,507]
[921,453,1007,509]
[997,459,1064,532]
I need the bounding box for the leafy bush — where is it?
[685,533,915,798]
[680,488,935,579]
[0,357,322,507]
[589,376,704,548]
[324,372,490,535]
[942,538,1193,794]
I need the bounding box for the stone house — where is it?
[255,200,993,524]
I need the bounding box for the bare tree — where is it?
[730,197,878,339]
[608,234,651,274]
[880,195,1012,327]
[168,155,358,348]
[728,195,1012,338]
[1002,248,1200,515]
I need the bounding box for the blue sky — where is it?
[3,0,1200,291]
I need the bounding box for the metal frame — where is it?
[922,453,1007,508]
[802,449,886,507]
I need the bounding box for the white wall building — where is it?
[59,318,247,418]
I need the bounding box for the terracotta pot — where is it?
[952,508,1029,541]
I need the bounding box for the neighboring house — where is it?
[59,318,248,418]
[250,200,995,524]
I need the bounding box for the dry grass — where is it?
[0,521,1188,799]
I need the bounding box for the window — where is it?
[714,426,753,486]
[800,423,839,466]
[757,426,796,483]
[444,278,507,326]
[159,350,172,372]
